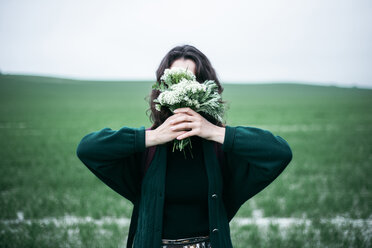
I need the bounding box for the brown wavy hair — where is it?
[145,44,226,129]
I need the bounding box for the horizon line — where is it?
[1,72,371,90]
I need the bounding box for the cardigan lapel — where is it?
[202,139,233,248]
[133,144,167,247]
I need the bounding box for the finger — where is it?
[169,115,196,125]
[170,122,195,131]
[177,130,197,140]
[174,130,187,138]
[173,107,198,116]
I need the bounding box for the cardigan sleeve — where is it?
[76,126,146,203]
[221,125,293,219]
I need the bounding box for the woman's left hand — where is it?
[169,107,226,144]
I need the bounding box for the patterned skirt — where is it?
[161,235,211,248]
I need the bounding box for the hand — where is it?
[145,113,190,147]
[169,107,226,144]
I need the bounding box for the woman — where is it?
[76,45,293,248]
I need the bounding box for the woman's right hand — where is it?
[145,113,190,147]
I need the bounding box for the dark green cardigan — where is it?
[76,125,293,248]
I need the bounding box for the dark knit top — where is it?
[162,135,210,239]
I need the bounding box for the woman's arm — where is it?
[220,125,293,219]
[222,125,292,176]
[76,126,146,203]
[76,126,146,162]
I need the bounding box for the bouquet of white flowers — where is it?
[152,66,225,158]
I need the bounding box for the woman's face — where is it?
[170,58,196,75]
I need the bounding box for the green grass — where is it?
[0,74,371,247]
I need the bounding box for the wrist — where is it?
[210,126,225,144]
[145,130,158,147]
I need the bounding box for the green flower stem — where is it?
[172,137,194,159]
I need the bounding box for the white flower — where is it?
[158,91,181,105]
[160,66,196,85]
[170,78,206,94]
[155,104,161,111]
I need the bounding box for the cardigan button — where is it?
[212,228,219,233]
[211,194,218,199]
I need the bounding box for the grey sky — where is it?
[0,0,371,87]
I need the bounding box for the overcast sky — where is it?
[0,0,371,88]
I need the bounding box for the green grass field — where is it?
[0,74,371,247]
